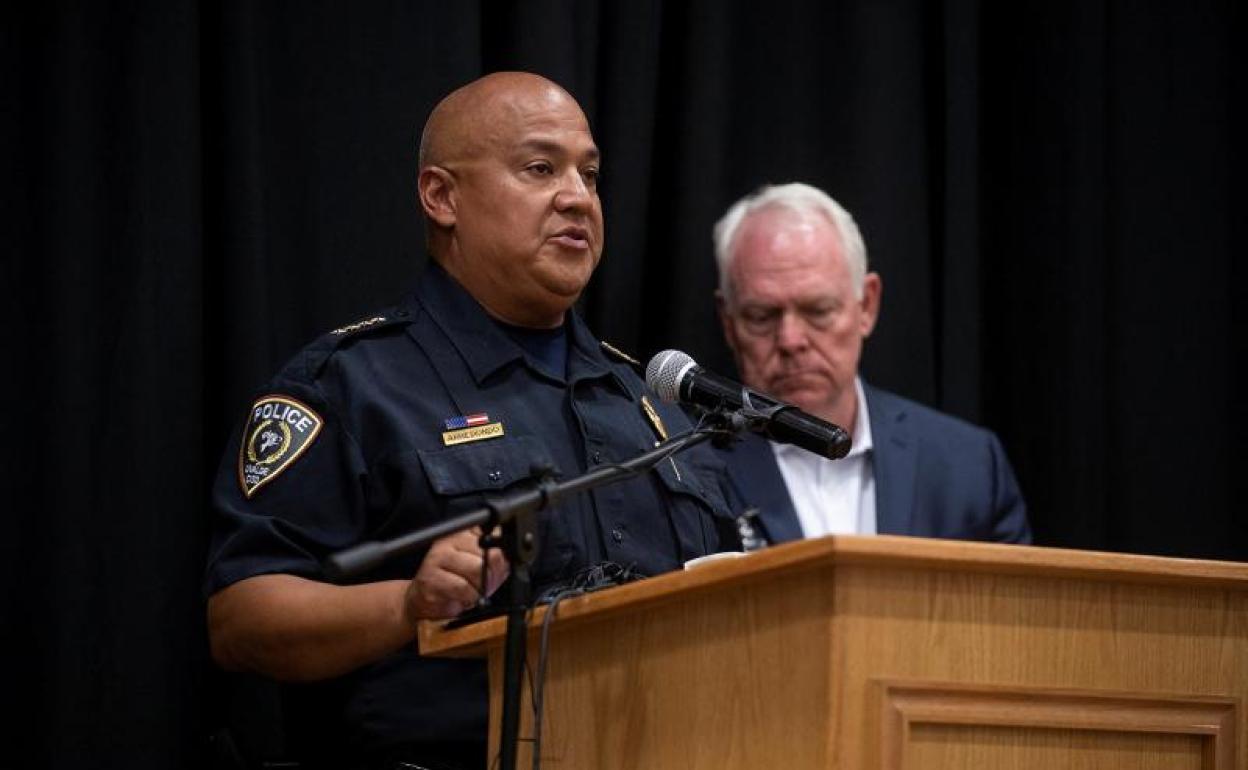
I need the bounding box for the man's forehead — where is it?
[475,92,597,156]
[512,135,600,159]
[730,225,850,305]
[734,275,842,307]
[732,209,844,270]
[734,233,844,274]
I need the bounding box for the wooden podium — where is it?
[420,536,1248,769]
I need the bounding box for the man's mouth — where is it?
[549,226,591,249]
[771,371,823,389]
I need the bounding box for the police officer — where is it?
[205,72,739,770]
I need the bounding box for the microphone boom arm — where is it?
[324,423,733,579]
[324,419,743,770]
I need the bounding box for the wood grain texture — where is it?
[832,560,1245,769]
[418,535,1248,769]
[907,724,1206,770]
[880,682,1236,770]
[419,535,1248,657]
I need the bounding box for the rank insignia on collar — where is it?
[442,413,505,446]
[331,315,386,335]
[600,340,642,369]
[640,395,669,441]
[238,395,324,498]
[641,395,682,480]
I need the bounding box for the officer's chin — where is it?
[533,266,594,303]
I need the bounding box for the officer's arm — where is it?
[208,574,415,681]
[207,528,508,681]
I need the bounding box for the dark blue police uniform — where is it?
[205,262,739,769]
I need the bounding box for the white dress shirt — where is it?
[770,378,876,538]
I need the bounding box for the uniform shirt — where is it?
[771,378,876,537]
[204,262,737,763]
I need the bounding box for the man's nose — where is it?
[775,311,808,351]
[553,169,594,211]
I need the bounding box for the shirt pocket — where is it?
[417,434,558,497]
[652,454,737,557]
[415,434,575,582]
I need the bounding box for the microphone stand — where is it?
[325,418,742,770]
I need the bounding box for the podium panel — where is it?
[880,683,1234,770]
[907,725,1204,770]
[420,535,1247,769]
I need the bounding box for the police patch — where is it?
[238,395,324,498]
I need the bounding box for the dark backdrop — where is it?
[3,1,1243,767]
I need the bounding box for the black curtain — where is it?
[4,1,1243,767]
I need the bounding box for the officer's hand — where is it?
[406,527,510,620]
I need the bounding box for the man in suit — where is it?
[712,182,1031,546]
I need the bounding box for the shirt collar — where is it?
[412,260,626,392]
[848,376,873,457]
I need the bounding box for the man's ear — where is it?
[859,272,882,338]
[418,166,457,228]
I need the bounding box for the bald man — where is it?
[204,73,738,770]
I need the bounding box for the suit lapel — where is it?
[865,385,918,535]
[722,433,805,544]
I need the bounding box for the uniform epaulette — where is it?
[329,314,393,337]
[290,308,414,382]
[600,340,643,371]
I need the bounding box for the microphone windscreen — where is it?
[645,349,696,403]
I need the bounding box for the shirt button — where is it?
[488,469,502,483]
[611,528,624,543]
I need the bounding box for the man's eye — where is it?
[795,302,835,324]
[527,162,554,175]
[740,309,778,331]
[582,167,600,185]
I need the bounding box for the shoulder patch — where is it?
[599,340,642,368]
[238,395,324,498]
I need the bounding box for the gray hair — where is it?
[712,182,869,302]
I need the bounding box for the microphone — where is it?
[645,349,852,460]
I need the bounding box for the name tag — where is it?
[442,422,505,446]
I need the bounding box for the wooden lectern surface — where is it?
[420,535,1248,770]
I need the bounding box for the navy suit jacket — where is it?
[718,383,1031,545]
